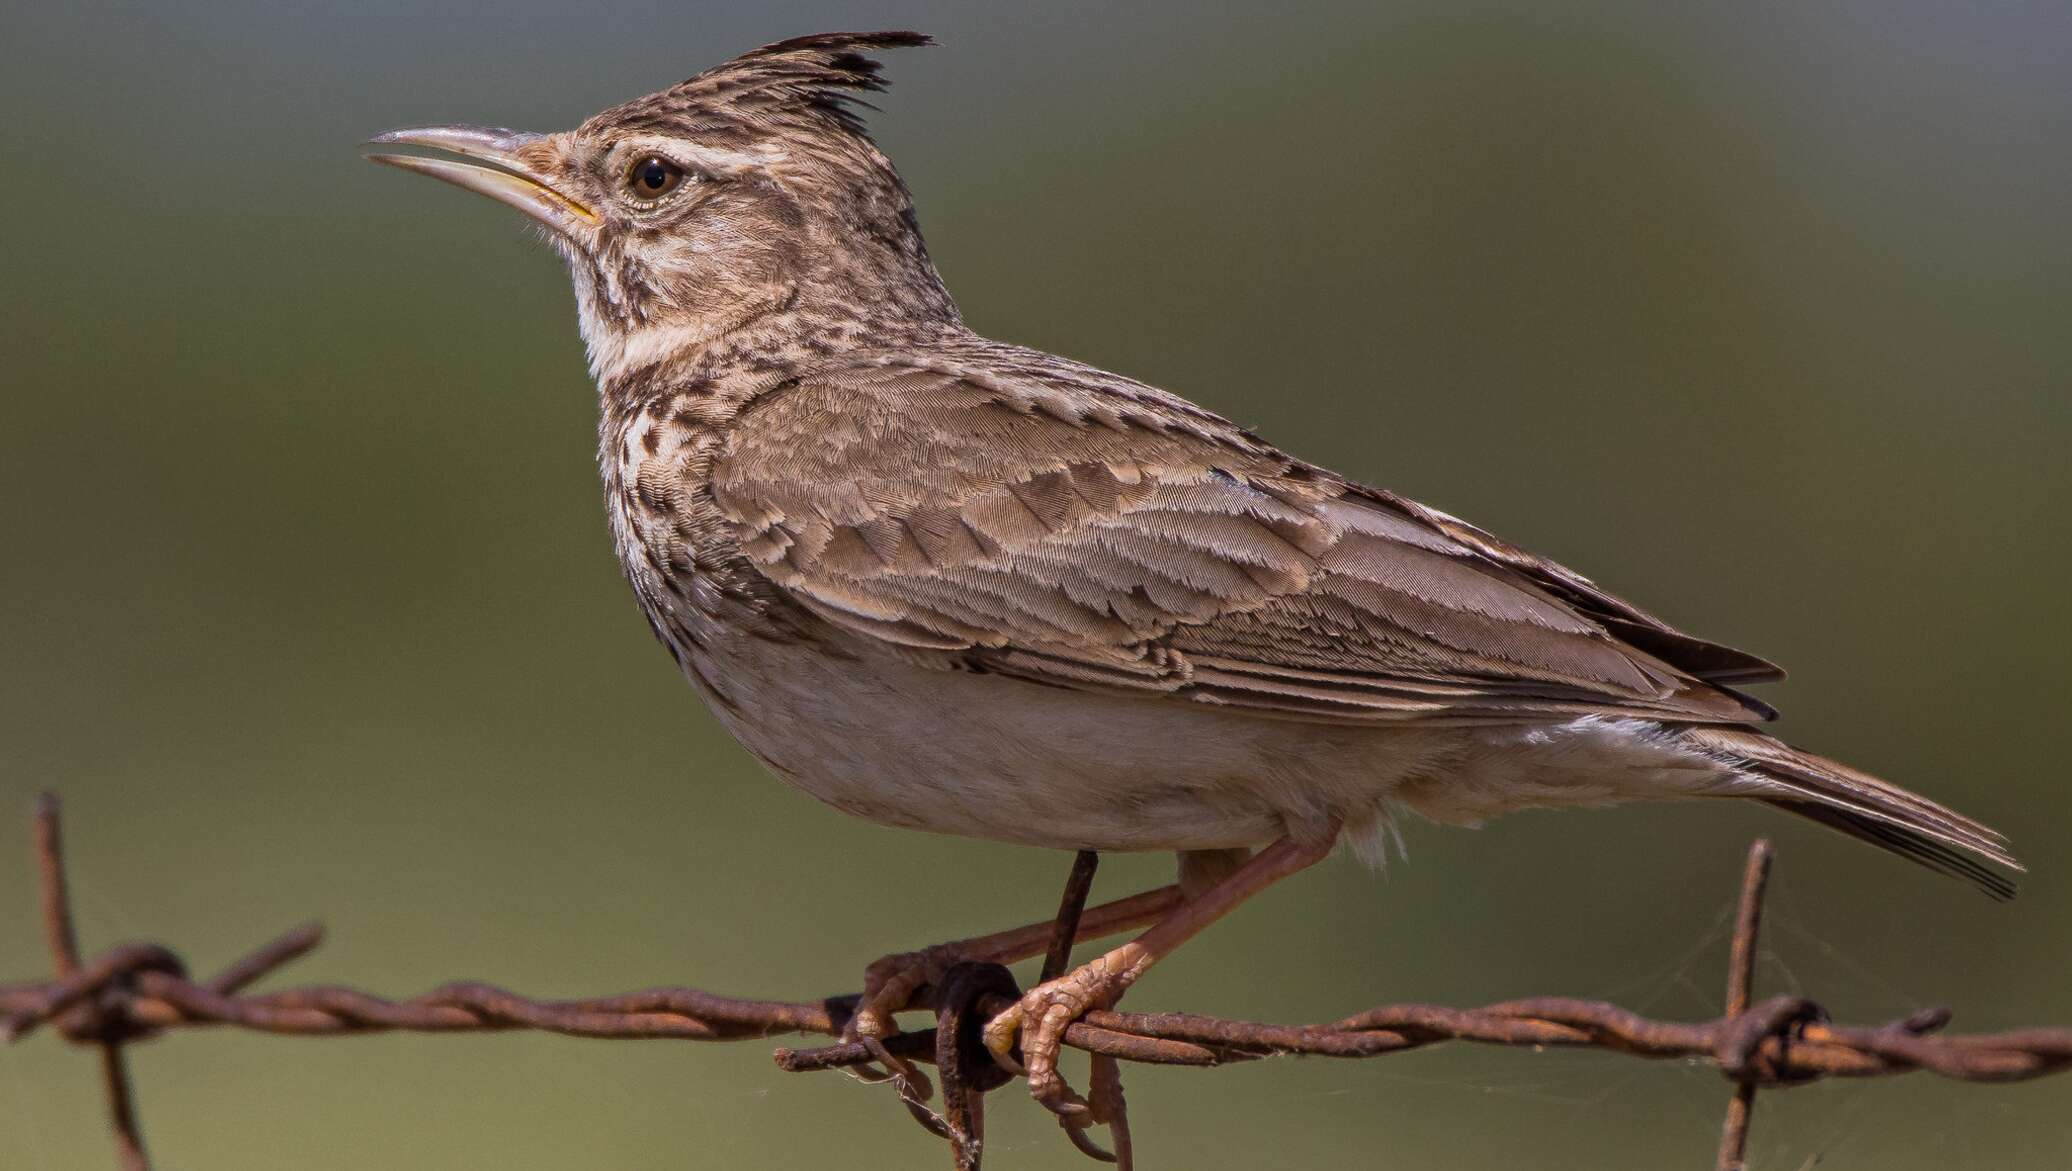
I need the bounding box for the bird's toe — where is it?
[986,962,1125,1116]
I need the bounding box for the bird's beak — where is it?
[363,125,598,238]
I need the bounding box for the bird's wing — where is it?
[710,356,1779,726]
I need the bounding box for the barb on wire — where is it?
[5,794,2069,1171]
[1716,838,1773,1171]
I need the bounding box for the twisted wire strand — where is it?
[7,921,2068,1081]
[6,796,2069,1171]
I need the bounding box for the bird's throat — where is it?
[579,280,800,392]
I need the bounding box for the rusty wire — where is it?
[6,794,2070,1170]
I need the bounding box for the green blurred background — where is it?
[4,2,2067,1167]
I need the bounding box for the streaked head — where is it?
[365,32,955,381]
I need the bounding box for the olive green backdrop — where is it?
[3,2,2067,1168]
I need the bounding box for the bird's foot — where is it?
[846,942,1012,1112]
[848,941,985,1045]
[982,947,1143,1116]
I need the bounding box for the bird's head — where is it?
[366,31,954,384]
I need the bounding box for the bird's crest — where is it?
[584,31,933,140]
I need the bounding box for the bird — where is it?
[365,30,2019,1119]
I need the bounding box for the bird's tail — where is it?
[1681,726,2022,900]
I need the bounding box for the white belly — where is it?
[681,633,1762,855]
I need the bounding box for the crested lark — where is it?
[367,31,2019,1115]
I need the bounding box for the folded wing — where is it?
[712,357,1778,726]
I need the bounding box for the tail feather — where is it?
[1682,726,2022,900]
[1773,801,2019,901]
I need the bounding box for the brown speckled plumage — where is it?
[368,30,2019,1113]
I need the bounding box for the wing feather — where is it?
[711,351,1776,726]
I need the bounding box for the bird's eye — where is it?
[625,155,686,200]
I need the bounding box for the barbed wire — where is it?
[5,794,2068,1170]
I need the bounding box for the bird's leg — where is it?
[982,827,1338,1115]
[848,881,1181,1044]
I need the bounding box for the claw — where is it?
[842,943,976,1121]
[1062,1118,1119,1163]
[981,994,1026,1071]
[860,1033,935,1105]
